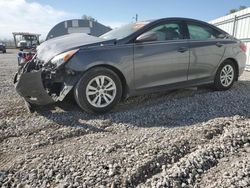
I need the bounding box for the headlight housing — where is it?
[50,49,78,67]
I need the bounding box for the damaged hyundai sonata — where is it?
[14,17,246,113]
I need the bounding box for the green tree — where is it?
[227,6,247,15]
[82,15,97,22]
[229,9,238,14]
[239,6,247,10]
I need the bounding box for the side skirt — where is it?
[130,78,214,97]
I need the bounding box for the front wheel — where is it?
[213,60,236,91]
[74,67,122,113]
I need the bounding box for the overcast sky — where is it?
[1,0,250,40]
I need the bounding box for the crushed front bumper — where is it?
[14,70,55,105]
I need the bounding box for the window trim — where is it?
[132,20,187,43]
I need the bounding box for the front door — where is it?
[133,21,190,90]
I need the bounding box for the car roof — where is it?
[117,17,229,44]
[142,17,208,24]
[137,17,227,34]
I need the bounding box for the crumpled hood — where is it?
[37,33,115,63]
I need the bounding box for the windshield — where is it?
[100,22,150,40]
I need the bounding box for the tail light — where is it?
[240,43,247,53]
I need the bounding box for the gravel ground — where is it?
[0,49,249,188]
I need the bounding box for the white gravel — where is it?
[0,49,250,188]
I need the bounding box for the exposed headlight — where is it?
[50,49,78,67]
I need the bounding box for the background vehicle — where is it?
[13,32,40,49]
[0,42,6,53]
[17,40,27,49]
[14,18,247,113]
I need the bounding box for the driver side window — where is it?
[148,23,182,41]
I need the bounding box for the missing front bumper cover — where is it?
[14,68,81,106]
[14,70,55,105]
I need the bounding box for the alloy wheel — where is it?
[220,64,234,87]
[86,75,117,108]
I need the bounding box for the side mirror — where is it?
[136,32,158,42]
[217,34,227,39]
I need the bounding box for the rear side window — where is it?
[187,23,219,40]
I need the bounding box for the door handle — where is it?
[216,42,223,47]
[178,47,188,53]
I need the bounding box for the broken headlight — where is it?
[50,49,78,67]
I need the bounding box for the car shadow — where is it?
[35,80,250,129]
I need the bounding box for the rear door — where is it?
[185,22,226,80]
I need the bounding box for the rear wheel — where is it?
[74,67,122,113]
[213,60,236,91]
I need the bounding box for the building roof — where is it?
[12,32,41,36]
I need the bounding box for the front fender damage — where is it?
[14,58,81,107]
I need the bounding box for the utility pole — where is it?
[133,14,138,22]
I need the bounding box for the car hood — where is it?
[37,33,115,63]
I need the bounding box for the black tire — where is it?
[213,60,237,91]
[3,50,6,53]
[74,67,122,113]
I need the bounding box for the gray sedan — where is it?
[14,17,246,113]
